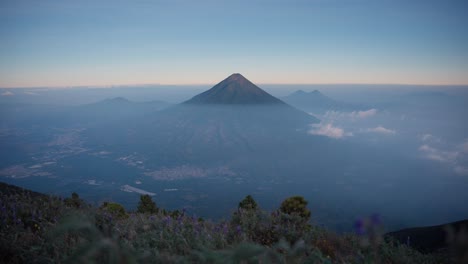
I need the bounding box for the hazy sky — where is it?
[1,0,467,87]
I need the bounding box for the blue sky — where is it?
[1,0,467,87]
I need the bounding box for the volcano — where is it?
[143,74,320,153]
[175,73,318,129]
[86,73,319,162]
[184,73,285,105]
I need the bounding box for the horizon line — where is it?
[2,82,468,89]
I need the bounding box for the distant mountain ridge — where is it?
[184,73,285,105]
[87,97,170,108]
[282,90,365,113]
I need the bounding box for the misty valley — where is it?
[1,74,467,234]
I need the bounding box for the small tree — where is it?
[137,195,158,214]
[238,195,258,211]
[64,192,84,208]
[276,196,312,244]
[231,195,266,243]
[170,209,181,219]
[279,196,311,221]
[100,202,128,219]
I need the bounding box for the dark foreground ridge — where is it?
[1,181,466,263]
[184,73,285,105]
[385,220,468,253]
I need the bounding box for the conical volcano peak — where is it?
[228,73,243,78]
[216,73,252,88]
[225,73,249,82]
[184,73,285,105]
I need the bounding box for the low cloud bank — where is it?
[324,108,377,121]
[418,136,468,176]
[308,123,352,139]
[365,126,396,135]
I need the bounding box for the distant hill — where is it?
[385,220,468,254]
[0,181,46,198]
[184,73,285,105]
[0,97,171,128]
[69,97,171,124]
[282,90,364,113]
[83,97,170,112]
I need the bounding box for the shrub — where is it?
[64,192,84,208]
[137,195,158,214]
[238,195,258,211]
[279,196,311,221]
[100,202,128,219]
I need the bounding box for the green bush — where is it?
[137,195,158,214]
[64,192,85,208]
[279,196,311,221]
[100,202,128,219]
[238,195,258,211]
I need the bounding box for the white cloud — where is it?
[365,126,396,135]
[419,138,468,176]
[419,144,434,152]
[454,166,468,176]
[355,109,378,119]
[460,139,468,153]
[323,108,378,121]
[419,144,456,162]
[313,109,381,138]
[1,91,14,96]
[308,123,352,139]
[420,134,433,142]
[419,145,449,162]
[419,133,441,143]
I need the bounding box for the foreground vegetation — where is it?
[0,183,461,263]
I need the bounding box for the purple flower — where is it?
[354,219,366,235]
[236,225,242,234]
[370,213,381,226]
